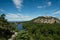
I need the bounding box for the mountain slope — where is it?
[31,16,60,24]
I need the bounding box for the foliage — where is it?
[0,14,16,40]
[15,22,60,40]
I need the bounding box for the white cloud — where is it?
[37,6,42,8]
[53,10,60,14]
[0,9,7,15]
[37,1,52,9]
[13,0,23,9]
[48,2,51,6]
[37,6,46,8]
[5,13,32,21]
[0,9,5,12]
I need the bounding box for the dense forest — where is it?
[14,22,60,40]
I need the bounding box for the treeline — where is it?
[14,22,60,40]
[0,14,16,40]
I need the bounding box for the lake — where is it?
[15,24,24,30]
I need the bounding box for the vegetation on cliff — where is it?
[14,21,60,40]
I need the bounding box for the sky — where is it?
[0,0,60,21]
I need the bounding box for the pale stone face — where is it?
[33,16,60,24]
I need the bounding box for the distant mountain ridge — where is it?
[31,16,60,24]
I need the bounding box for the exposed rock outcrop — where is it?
[31,16,60,24]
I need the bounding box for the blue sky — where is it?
[0,0,60,21]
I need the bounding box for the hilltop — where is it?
[31,16,60,24]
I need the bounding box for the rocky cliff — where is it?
[31,16,60,24]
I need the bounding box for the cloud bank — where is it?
[5,13,32,21]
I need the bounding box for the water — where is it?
[16,24,24,30]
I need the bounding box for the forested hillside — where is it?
[0,14,60,40]
[14,17,60,40]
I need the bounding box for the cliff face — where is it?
[31,16,60,24]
